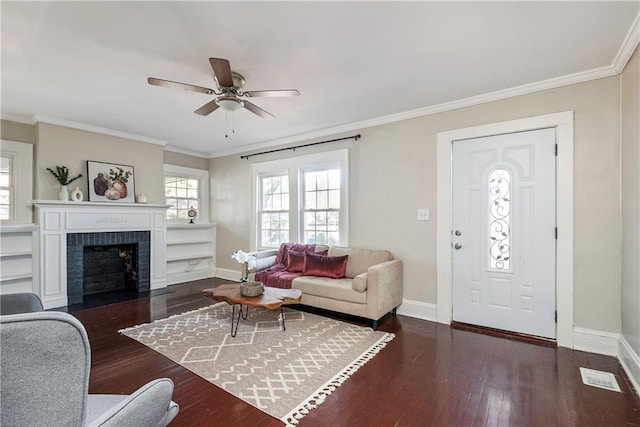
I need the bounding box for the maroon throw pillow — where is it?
[286,250,306,272]
[303,253,348,279]
[275,243,317,266]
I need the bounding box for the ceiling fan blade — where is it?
[194,100,220,116]
[209,58,234,87]
[147,77,214,94]
[244,89,300,98]
[244,101,275,119]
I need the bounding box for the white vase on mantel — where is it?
[58,185,69,201]
[71,187,83,202]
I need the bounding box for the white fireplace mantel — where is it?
[33,200,170,309]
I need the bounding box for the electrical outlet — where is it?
[417,208,430,221]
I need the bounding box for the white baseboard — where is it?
[42,297,67,310]
[215,267,241,282]
[397,298,437,322]
[619,335,640,396]
[150,279,167,290]
[398,304,623,359]
[572,327,620,356]
[166,269,214,285]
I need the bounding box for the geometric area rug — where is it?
[120,303,394,426]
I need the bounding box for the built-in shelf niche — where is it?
[166,223,216,285]
[0,224,38,294]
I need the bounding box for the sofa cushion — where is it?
[286,251,306,272]
[351,272,368,293]
[302,253,348,279]
[327,246,393,278]
[293,276,367,304]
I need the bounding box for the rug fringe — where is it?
[117,302,224,334]
[281,331,395,426]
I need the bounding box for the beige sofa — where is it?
[248,245,403,329]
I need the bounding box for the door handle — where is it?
[454,243,462,250]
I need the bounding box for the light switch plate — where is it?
[417,208,430,221]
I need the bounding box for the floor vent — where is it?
[579,367,621,392]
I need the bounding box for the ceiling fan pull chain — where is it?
[232,110,236,135]
[225,111,229,138]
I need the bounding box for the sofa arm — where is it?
[250,255,277,273]
[365,259,403,321]
[241,249,279,278]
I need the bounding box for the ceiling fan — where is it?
[148,57,300,119]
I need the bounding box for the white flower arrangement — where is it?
[231,250,256,281]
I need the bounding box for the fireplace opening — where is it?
[67,231,151,305]
[83,244,138,296]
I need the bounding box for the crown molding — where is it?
[33,115,168,146]
[1,113,168,147]
[613,12,640,73]
[209,64,617,159]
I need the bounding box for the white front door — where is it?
[452,128,556,339]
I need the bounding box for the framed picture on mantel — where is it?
[87,161,135,203]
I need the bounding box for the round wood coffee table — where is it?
[202,284,302,337]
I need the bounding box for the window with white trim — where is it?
[258,174,290,246]
[0,140,33,224]
[163,164,209,222]
[251,149,348,249]
[302,169,341,245]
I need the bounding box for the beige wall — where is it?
[621,46,640,354]
[36,123,165,203]
[211,76,622,332]
[163,150,209,170]
[0,120,36,144]
[1,120,211,209]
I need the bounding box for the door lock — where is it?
[454,243,462,250]
[454,230,462,236]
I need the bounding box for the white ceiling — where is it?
[2,2,639,158]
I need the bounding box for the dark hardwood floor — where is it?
[68,278,640,427]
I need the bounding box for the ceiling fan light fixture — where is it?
[150,57,299,119]
[216,96,244,112]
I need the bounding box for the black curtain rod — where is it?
[240,134,361,160]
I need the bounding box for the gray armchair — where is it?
[0,292,44,314]
[0,295,179,426]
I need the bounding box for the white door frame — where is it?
[436,111,574,348]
